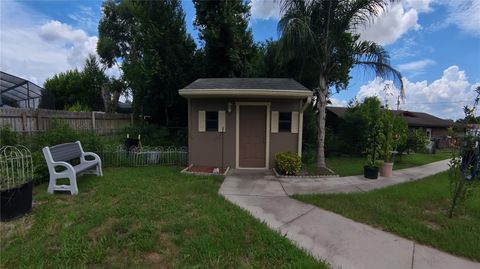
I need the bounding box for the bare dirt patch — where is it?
[185,165,227,174]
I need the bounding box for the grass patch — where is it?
[294,171,480,261]
[326,150,451,176]
[1,166,327,268]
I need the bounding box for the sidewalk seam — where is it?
[279,181,289,196]
[354,185,365,192]
[278,205,315,229]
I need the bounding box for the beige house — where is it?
[179,78,312,169]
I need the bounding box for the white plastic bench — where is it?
[42,141,103,195]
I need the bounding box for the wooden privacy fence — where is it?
[0,108,134,134]
[98,146,188,167]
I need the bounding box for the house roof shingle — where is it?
[183,78,310,91]
[327,106,454,128]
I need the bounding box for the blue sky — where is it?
[1,0,479,119]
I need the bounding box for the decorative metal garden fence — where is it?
[98,145,188,167]
[0,145,34,191]
[0,145,34,221]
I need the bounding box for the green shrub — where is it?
[64,102,91,112]
[0,125,20,146]
[275,151,302,175]
[398,129,429,154]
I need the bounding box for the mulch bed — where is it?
[273,166,338,178]
[296,167,337,176]
[182,165,229,175]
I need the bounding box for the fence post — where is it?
[21,111,27,133]
[92,111,96,132]
[35,109,40,132]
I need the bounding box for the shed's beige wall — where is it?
[269,100,300,166]
[188,98,301,169]
[189,98,236,168]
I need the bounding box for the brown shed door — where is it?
[239,105,267,168]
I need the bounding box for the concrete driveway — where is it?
[219,160,479,269]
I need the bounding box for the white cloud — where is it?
[356,66,479,119]
[68,5,99,34]
[358,3,420,45]
[405,0,432,12]
[249,0,281,20]
[398,59,435,72]
[443,0,480,36]
[330,97,348,107]
[249,0,434,46]
[0,1,117,87]
[39,20,88,42]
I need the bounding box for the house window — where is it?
[278,112,291,132]
[205,111,218,132]
[426,128,432,139]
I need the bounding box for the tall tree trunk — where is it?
[317,74,328,168]
[101,84,109,112]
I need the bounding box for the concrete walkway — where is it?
[219,160,479,269]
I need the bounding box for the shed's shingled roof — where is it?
[327,106,454,128]
[183,78,310,91]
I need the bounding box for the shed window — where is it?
[205,111,218,132]
[278,112,291,132]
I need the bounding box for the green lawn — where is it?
[294,171,480,261]
[326,151,451,176]
[1,166,327,268]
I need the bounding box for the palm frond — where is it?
[277,2,319,63]
[343,0,401,30]
[353,40,404,98]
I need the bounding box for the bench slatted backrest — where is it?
[49,142,83,162]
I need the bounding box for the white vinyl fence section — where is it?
[98,146,188,167]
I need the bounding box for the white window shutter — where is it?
[198,110,205,132]
[291,112,299,133]
[271,111,279,133]
[218,111,226,132]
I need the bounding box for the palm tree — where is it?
[278,0,404,168]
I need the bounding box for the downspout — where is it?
[187,97,191,166]
[298,96,312,156]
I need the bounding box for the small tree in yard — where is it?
[448,87,480,218]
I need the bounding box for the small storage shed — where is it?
[179,78,312,169]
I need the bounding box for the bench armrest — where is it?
[50,161,75,173]
[82,152,101,163]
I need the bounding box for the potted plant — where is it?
[364,127,381,179]
[380,111,395,177]
[0,146,34,222]
[379,111,408,177]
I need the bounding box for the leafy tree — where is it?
[278,0,404,168]
[193,0,259,77]
[447,88,480,218]
[341,97,383,154]
[379,108,408,162]
[97,0,196,125]
[40,55,107,111]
